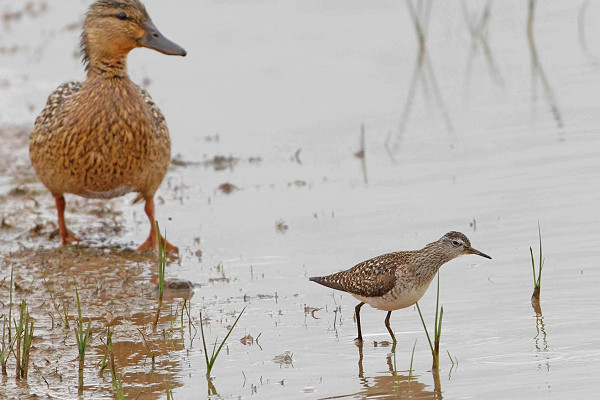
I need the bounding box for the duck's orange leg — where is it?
[55,195,82,245]
[137,197,178,252]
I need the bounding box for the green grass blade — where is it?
[537,223,543,287]
[207,306,246,375]
[530,246,537,287]
[199,312,210,369]
[408,339,417,379]
[8,266,13,344]
[415,302,433,353]
[437,306,444,342]
[434,272,440,338]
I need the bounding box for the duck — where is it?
[29,0,186,251]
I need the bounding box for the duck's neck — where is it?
[86,54,130,80]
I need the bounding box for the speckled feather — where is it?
[30,78,170,199]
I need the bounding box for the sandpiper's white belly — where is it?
[353,284,430,311]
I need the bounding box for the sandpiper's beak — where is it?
[140,19,187,56]
[467,247,492,259]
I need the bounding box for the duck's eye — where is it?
[451,240,461,247]
[117,12,128,20]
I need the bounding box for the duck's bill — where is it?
[141,20,187,56]
[467,247,492,259]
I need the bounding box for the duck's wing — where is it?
[137,86,169,136]
[310,252,409,297]
[32,81,83,136]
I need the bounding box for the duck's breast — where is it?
[30,79,171,199]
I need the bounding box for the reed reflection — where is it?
[462,0,504,89]
[527,0,563,129]
[386,0,453,160]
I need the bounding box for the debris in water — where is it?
[217,183,239,194]
[275,219,288,234]
[272,351,293,366]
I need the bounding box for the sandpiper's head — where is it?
[81,0,186,72]
[438,231,492,260]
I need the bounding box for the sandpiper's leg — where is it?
[55,195,82,245]
[137,197,178,252]
[384,311,396,344]
[354,302,365,342]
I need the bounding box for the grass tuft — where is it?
[1,266,15,375]
[416,272,444,370]
[154,221,167,329]
[530,223,544,302]
[200,307,246,378]
[99,326,113,375]
[110,352,126,400]
[74,288,92,360]
[19,300,34,379]
[14,299,33,379]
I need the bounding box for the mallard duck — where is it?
[29,0,185,251]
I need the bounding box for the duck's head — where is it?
[437,231,492,260]
[81,0,186,73]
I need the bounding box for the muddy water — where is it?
[1,0,600,399]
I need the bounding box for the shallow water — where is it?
[1,0,600,399]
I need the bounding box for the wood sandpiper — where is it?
[309,231,491,343]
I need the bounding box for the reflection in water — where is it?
[527,0,563,129]
[532,301,550,372]
[340,340,443,399]
[577,0,598,64]
[462,0,505,88]
[385,0,453,160]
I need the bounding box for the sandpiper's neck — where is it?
[412,241,458,275]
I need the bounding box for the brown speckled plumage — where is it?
[30,80,170,199]
[29,0,186,250]
[310,231,491,343]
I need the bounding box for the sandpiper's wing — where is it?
[310,252,409,297]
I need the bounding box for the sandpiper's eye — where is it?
[117,12,128,20]
[451,240,461,247]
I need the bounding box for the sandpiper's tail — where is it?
[309,274,345,292]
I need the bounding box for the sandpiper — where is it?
[310,231,491,343]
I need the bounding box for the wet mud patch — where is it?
[0,124,141,252]
[0,246,197,399]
